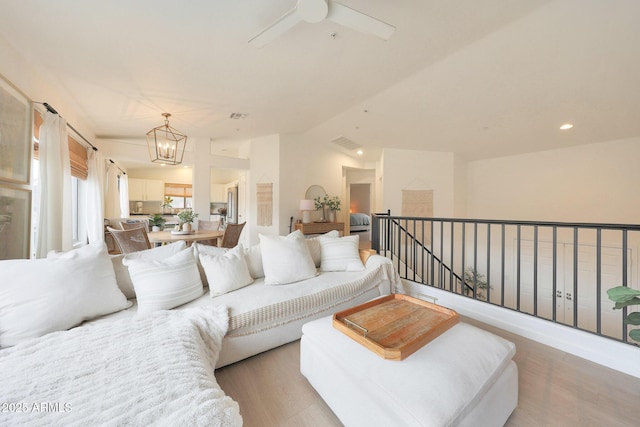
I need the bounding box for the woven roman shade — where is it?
[33,109,88,179]
[68,136,88,179]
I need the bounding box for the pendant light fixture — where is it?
[146,113,187,165]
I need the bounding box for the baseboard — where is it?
[400,280,640,379]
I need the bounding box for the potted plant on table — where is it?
[149,214,166,232]
[177,209,198,232]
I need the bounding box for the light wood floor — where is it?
[215,317,640,427]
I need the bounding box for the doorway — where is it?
[349,183,372,249]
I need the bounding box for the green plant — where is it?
[314,195,328,210]
[149,214,166,228]
[607,286,640,342]
[161,196,173,208]
[177,209,198,224]
[327,196,341,211]
[463,267,489,300]
[314,195,341,211]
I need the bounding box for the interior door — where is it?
[517,239,564,323]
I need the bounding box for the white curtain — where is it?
[86,149,106,243]
[119,173,130,218]
[36,112,73,257]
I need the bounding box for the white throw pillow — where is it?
[199,244,254,297]
[193,243,228,286]
[319,234,365,272]
[123,246,203,314]
[304,230,340,267]
[194,243,228,257]
[0,242,131,347]
[244,243,264,279]
[113,241,187,298]
[259,233,317,285]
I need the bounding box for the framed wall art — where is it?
[0,75,32,184]
[0,185,31,260]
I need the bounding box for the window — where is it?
[165,183,192,210]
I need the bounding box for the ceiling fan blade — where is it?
[327,2,395,41]
[248,8,302,48]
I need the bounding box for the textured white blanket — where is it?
[0,306,242,427]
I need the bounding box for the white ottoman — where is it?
[300,316,518,427]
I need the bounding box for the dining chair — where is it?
[107,226,152,254]
[119,220,149,232]
[198,219,220,232]
[197,219,221,246]
[219,222,246,248]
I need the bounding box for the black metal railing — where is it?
[372,212,640,346]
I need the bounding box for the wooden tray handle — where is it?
[343,318,369,338]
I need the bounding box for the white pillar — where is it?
[192,137,211,220]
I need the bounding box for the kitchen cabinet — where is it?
[129,178,164,201]
[210,184,226,202]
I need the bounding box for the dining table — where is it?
[147,229,224,246]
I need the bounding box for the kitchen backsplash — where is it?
[210,202,227,215]
[129,201,166,214]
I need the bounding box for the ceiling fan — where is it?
[249,0,395,48]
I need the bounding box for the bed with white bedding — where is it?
[350,212,371,231]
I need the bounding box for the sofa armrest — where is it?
[362,253,393,270]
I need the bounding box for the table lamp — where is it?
[299,199,315,223]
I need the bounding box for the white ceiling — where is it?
[1,0,639,162]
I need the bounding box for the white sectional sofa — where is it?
[106,241,398,367]
[0,230,399,425]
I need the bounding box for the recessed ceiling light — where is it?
[160,163,166,167]
[560,123,574,130]
[229,113,248,119]
[356,149,363,155]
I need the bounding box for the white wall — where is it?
[453,154,467,217]
[127,167,192,184]
[381,148,458,217]
[466,137,640,223]
[192,137,211,220]
[0,35,95,146]
[279,134,364,235]
[247,134,280,244]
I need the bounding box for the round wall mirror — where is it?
[305,185,326,203]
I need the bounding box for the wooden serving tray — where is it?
[332,294,459,361]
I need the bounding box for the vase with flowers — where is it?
[314,195,328,222]
[314,195,341,222]
[326,196,341,222]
